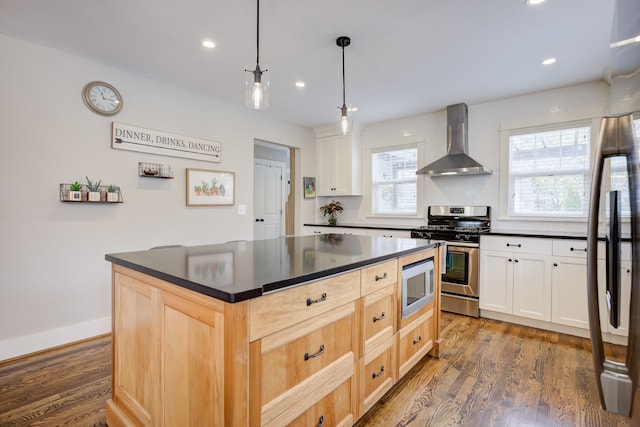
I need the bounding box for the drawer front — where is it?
[362,286,394,354]
[249,270,360,341]
[262,355,355,427]
[398,309,433,378]
[361,259,398,295]
[258,310,356,406]
[284,376,354,427]
[363,343,394,413]
[481,235,551,254]
[552,239,588,258]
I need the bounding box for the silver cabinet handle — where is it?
[304,344,325,361]
[372,365,385,379]
[306,292,327,306]
[506,243,522,247]
[570,247,587,252]
[373,312,386,323]
[375,272,388,281]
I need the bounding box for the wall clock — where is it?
[82,81,123,115]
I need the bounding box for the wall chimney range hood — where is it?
[416,103,492,176]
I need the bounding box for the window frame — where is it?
[498,117,600,222]
[368,143,420,218]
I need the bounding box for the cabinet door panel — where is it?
[479,250,513,314]
[513,253,551,321]
[398,309,433,378]
[551,256,588,328]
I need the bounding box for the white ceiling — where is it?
[0,0,622,129]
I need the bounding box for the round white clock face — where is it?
[83,81,122,115]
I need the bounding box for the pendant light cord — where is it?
[341,44,346,106]
[256,0,260,65]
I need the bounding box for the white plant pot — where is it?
[107,192,119,202]
[67,191,82,201]
[88,191,101,202]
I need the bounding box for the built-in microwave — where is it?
[401,257,435,318]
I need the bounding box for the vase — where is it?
[328,216,337,226]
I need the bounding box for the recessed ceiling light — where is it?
[525,0,545,5]
[202,40,216,49]
[403,132,411,137]
[295,81,306,88]
[541,57,556,65]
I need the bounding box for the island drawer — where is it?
[361,259,398,295]
[253,303,356,409]
[362,337,394,414]
[249,270,360,341]
[264,374,355,427]
[398,308,434,378]
[362,285,395,355]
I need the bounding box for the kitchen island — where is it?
[105,234,443,426]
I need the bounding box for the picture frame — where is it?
[186,168,235,206]
[303,176,316,199]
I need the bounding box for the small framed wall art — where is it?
[304,177,316,199]
[186,168,235,206]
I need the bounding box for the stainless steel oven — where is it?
[441,244,479,317]
[411,205,490,318]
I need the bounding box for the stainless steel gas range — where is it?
[411,206,490,317]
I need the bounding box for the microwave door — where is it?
[587,113,639,418]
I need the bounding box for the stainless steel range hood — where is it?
[416,103,492,176]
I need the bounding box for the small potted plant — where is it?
[86,176,102,201]
[68,181,83,201]
[194,185,202,195]
[107,185,119,202]
[319,200,344,226]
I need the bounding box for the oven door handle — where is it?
[440,242,447,273]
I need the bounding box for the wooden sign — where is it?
[112,122,221,162]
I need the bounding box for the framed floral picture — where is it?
[304,176,316,199]
[186,168,235,206]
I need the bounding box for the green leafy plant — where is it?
[319,200,344,225]
[70,181,82,191]
[107,185,118,193]
[86,176,101,192]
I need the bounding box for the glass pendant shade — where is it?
[245,65,269,109]
[337,104,352,135]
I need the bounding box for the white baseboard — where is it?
[0,316,111,362]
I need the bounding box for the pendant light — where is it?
[336,36,352,135]
[245,0,269,109]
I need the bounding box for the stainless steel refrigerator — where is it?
[586,0,640,419]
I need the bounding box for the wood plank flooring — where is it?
[0,313,631,426]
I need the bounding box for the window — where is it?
[372,147,417,215]
[507,122,591,217]
[609,116,640,217]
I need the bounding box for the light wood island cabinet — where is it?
[106,239,441,427]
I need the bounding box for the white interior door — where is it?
[254,160,284,240]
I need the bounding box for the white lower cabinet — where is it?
[481,236,629,339]
[551,256,589,329]
[479,244,551,322]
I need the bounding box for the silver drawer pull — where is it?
[372,365,385,379]
[413,336,423,345]
[317,415,325,427]
[375,272,388,281]
[570,247,587,252]
[304,344,325,361]
[306,292,327,306]
[506,243,522,248]
[373,312,386,323]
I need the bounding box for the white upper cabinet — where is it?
[315,126,361,196]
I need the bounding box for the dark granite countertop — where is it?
[106,234,442,303]
[304,223,418,231]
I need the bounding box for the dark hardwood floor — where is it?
[0,313,631,426]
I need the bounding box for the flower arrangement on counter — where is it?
[319,200,344,226]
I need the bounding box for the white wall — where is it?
[357,81,612,232]
[0,34,316,361]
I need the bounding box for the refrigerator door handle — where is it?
[587,113,638,417]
